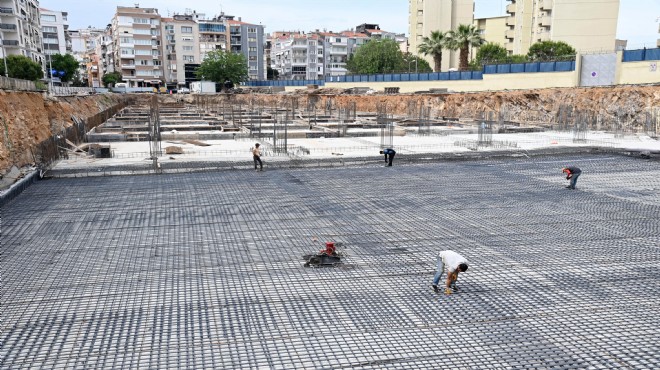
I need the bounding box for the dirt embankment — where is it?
[0,92,128,174]
[230,85,660,124]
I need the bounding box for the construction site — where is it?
[1,85,659,368]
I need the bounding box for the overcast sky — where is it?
[41,0,660,48]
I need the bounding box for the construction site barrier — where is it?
[623,47,660,62]
[0,76,41,91]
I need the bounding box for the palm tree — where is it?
[447,24,485,71]
[417,30,448,72]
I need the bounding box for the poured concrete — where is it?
[1,154,659,368]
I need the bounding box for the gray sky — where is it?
[40,0,660,48]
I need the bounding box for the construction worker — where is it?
[380,148,396,166]
[252,143,263,171]
[562,166,582,189]
[432,250,468,295]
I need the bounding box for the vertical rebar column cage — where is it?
[418,105,431,136]
[645,109,658,138]
[148,95,161,167]
[573,112,588,143]
[477,111,493,146]
[307,95,318,129]
[377,102,394,149]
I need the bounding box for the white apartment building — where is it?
[408,0,475,71]
[111,6,165,87]
[94,26,115,85]
[0,0,43,63]
[162,14,200,87]
[40,8,69,55]
[271,32,322,80]
[505,0,620,54]
[317,32,346,77]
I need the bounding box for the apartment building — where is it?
[111,6,165,87]
[69,27,105,86]
[316,32,346,77]
[0,0,43,63]
[198,15,229,61]
[40,8,69,55]
[228,19,265,80]
[162,14,200,88]
[271,32,322,80]
[408,0,474,70]
[505,0,620,54]
[94,26,115,86]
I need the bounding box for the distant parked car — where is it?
[178,87,190,94]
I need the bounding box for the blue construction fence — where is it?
[622,48,660,62]
[483,60,575,74]
[244,60,576,87]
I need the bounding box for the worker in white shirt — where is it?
[432,250,468,295]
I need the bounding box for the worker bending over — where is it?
[562,166,581,189]
[380,148,396,167]
[433,250,468,295]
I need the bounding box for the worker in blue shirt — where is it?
[380,148,396,166]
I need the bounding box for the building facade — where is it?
[162,14,200,88]
[111,6,165,87]
[505,0,620,55]
[271,32,322,80]
[408,0,475,70]
[0,0,43,64]
[94,26,115,86]
[40,8,69,55]
[198,15,229,61]
[228,19,265,80]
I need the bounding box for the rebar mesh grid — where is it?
[1,154,659,369]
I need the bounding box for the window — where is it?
[43,26,57,33]
[121,48,135,55]
[183,46,193,51]
[249,47,257,52]
[249,56,257,61]
[41,14,56,22]
[133,18,150,24]
[135,49,151,55]
[183,55,195,62]
[134,39,152,45]
[248,38,257,43]
[181,26,193,34]
[336,38,341,43]
[248,27,257,33]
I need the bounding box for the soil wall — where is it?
[0,92,129,174]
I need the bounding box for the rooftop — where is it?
[1,153,659,368]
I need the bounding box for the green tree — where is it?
[474,42,508,66]
[417,30,448,72]
[0,55,43,81]
[506,54,528,63]
[402,53,433,73]
[196,50,248,86]
[267,66,279,80]
[447,24,485,71]
[49,54,80,82]
[527,41,576,62]
[346,38,405,74]
[102,71,122,87]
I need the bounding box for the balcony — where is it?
[121,64,136,69]
[539,16,551,27]
[505,42,514,52]
[540,0,553,10]
[537,31,550,42]
[506,3,516,14]
[2,40,19,47]
[506,16,515,26]
[0,23,16,31]
[505,29,515,40]
[0,7,13,15]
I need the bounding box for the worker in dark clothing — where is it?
[252,143,263,171]
[562,166,582,189]
[380,148,396,166]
